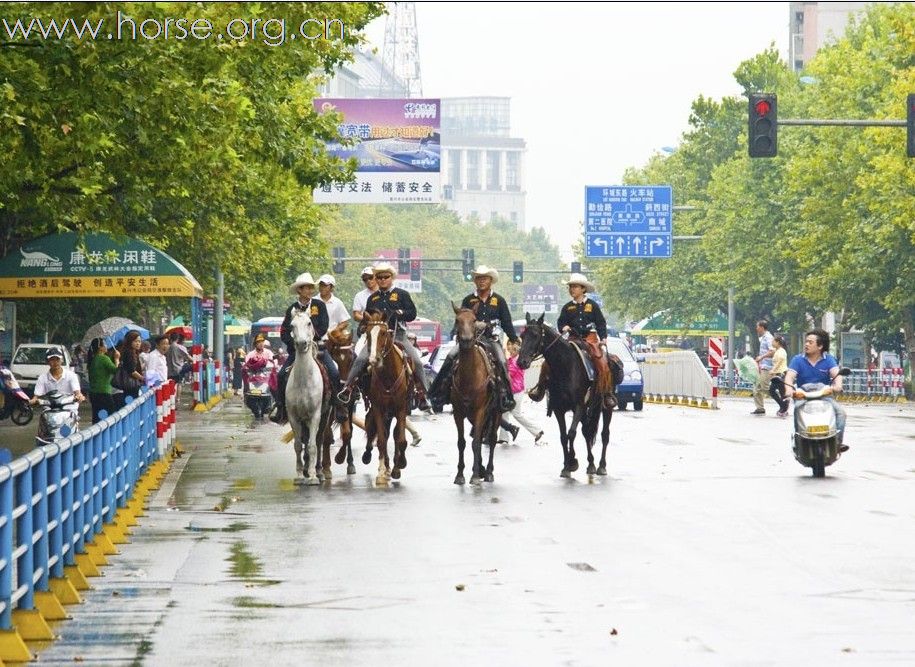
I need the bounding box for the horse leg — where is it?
[304,414,321,486]
[582,405,598,475]
[293,425,304,480]
[375,412,389,484]
[470,414,484,485]
[321,419,332,480]
[453,408,466,485]
[566,407,582,473]
[484,413,496,484]
[391,409,408,479]
[362,409,374,465]
[556,414,572,478]
[343,416,356,475]
[597,407,611,476]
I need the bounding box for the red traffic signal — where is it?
[748,93,778,158]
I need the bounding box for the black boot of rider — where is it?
[499,386,516,412]
[269,367,289,424]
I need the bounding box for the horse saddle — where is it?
[315,359,332,395]
[391,342,415,380]
[570,341,596,381]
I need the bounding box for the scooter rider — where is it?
[269,272,340,425]
[428,265,519,412]
[337,262,431,412]
[30,348,85,413]
[783,328,848,452]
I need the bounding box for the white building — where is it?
[789,2,871,71]
[440,97,527,230]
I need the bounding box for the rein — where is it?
[366,323,407,397]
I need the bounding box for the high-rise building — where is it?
[789,2,871,71]
[440,97,527,230]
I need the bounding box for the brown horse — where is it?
[361,311,411,484]
[324,322,357,476]
[449,304,501,485]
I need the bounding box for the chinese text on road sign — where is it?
[585,186,672,259]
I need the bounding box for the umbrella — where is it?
[82,317,150,349]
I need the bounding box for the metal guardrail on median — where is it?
[714,366,907,401]
[0,380,177,660]
[642,350,716,408]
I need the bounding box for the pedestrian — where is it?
[498,340,546,445]
[139,339,152,372]
[146,334,170,385]
[317,274,351,337]
[232,347,245,395]
[115,331,145,407]
[751,319,775,415]
[86,337,118,423]
[769,334,790,417]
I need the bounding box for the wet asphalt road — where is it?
[27,395,915,666]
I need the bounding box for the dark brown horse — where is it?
[324,322,357,476]
[361,311,411,484]
[449,304,501,485]
[517,313,621,478]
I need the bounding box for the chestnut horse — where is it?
[449,304,501,485]
[324,322,357,476]
[361,311,411,484]
[517,313,620,478]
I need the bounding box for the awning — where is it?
[0,232,203,298]
[630,309,729,337]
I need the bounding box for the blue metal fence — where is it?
[0,385,159,632]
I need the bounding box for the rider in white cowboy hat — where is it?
[428,264,519,413]
[529,272,616,409]
[337,261,432,412]
[270,272,340,424]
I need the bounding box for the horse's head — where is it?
[451,301,479,352]
[326,322,354,375]
[290,310,315,354]
[517,312,546,369]
[364,310,391,369]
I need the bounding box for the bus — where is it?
[405,318,442,356]
[250,317,284,349]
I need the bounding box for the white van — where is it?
[10,344,72,394]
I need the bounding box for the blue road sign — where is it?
[584,185,672,258]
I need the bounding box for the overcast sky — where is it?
[363,2,791,258]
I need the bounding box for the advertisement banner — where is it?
[313,98,441,204]
[523,285,559,314]
[839,332,867,369]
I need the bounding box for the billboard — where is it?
[313,98,441,204]
[523,285,560,314]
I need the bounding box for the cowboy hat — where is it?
[317,274,336,286]
[372,261,397,276]
[563,272,595,292]
[471,265,499,283]
[288,272,316,294]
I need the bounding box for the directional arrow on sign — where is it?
[633,237,642,254]
[650,238,664,255]
[595,238,609,253]
[616,238,625,253]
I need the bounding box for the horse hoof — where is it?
[296,464,304,474]
[347,464,356,475]
[304,476,320,486]
[454,475,465,485]
[484,472,494,483]
[560,469,572,479]
[470,475,482,485]
[395,454,407,470]
[322,468,332,480]
[391,467,401,480]
[587,464,596,475]
[569,458,580,472]
[597,466,607,476]
[334,450,346,465]
[293,476,306,486]
[362,450,372,465]
[375,476,388,486]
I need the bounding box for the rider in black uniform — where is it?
[269,272,339,424]
[337,262,431,412]
[428,265,518,412]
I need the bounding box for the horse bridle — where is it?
[525,323,560,362]
[364,320,407,396]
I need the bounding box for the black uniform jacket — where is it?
[365,287,417,328]
[557,298,607,339]
[281,298,329,353]
[455,291,518,342]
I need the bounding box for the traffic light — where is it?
[462,248,474,281]
[748,93,778,158]
[513,260,523,283]
[907,93,915,158]
[332,246,345,274]
[571,261,581,273]
[410,259,421,282]
[398,247,410,275]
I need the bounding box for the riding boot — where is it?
[429,355,455,409]
[499,382,516,412]
[414,386,432,413]
[528,364,549,402]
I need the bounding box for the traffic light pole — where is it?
[779,118,906,127]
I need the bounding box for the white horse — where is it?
[286,311,330,485]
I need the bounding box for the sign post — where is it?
[584,186,672,259]
[708,336,723,409]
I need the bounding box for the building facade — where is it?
[788,2,871,71]
[440,97,527,230]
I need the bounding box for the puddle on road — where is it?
[232,478,255,491]
[227,540,262,579]
[232,595,283,609]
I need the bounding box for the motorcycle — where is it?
[35,390,79,446]
[243,356,275,421]
[0,366,33,426]
[791,368,851,478]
